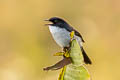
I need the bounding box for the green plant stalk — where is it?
[59,39,91,80]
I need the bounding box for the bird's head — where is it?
[45,17,68,27]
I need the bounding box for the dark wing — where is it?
[73,29,85,43]
[63,24,85,43]
[64,25,92,64]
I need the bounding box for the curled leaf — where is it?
[43,57,71,71]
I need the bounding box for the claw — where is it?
[64,51,70,57]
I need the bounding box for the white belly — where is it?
[49,26,71,47]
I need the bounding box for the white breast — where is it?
[49,25,71,47]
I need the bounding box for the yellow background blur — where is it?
[0,0,120,80]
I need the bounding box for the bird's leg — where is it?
[63,47,71,58]
[63,47,69,52]
[53,47,69,57]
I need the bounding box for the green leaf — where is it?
[59,39,91,80]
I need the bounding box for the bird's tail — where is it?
[81,47,92,64]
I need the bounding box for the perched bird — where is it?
[45,17,92,64]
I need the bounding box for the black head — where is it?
[45,17,69,27]
[49,17,66,24]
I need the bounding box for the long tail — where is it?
[81,47,92,64]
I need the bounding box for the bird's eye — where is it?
[54,20,58,23]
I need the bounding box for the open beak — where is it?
[44,19,49,21]
[44,19,52,26]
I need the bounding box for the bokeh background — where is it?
[0,0,120,80]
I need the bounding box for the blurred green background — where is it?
[0,0,120,80]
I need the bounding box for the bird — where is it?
[45,17,92,64]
